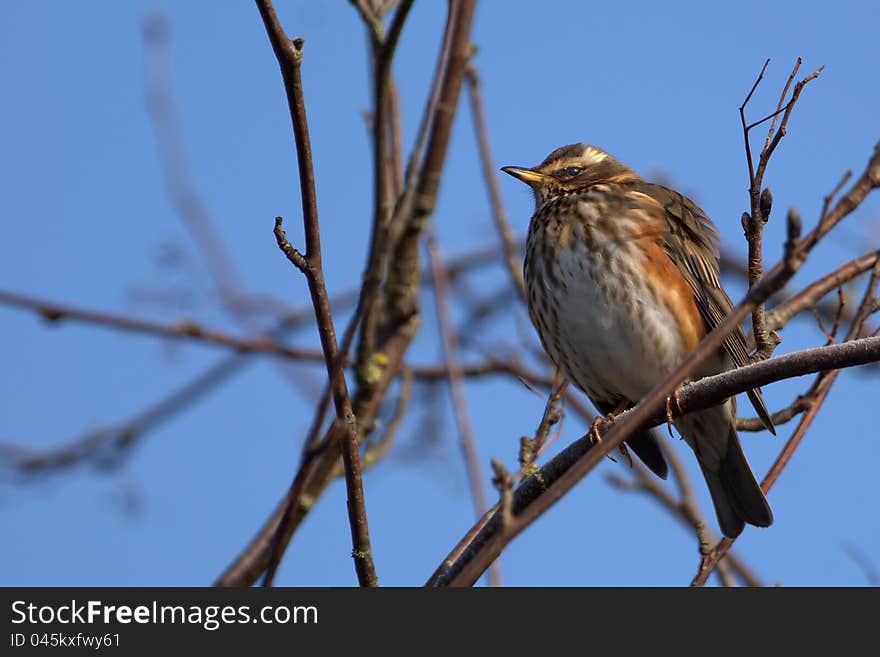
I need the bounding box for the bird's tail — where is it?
[700,425,773,539]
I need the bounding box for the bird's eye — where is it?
[563,166,583,177]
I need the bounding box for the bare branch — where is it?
[738,58,770,187]
[256,0,376,587]
[356,0,414,363]
[466,65,527,301]
[803,142,880,249]
[361,369,413,470]
[0,357,245,473]
[142,14,245,305]
[0,288,324,363]
[765,251,879,332]
[842,544,880,587]
[737,395,811,432]
[385,0,479,323]
[740,58,823,361]
[517,373,567,478]
[426,232,499,586]
[429,304,880,585]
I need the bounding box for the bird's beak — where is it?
[501,166,547,188]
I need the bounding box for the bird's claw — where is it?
[588,415,606,445]
[588,405,622,445]
[665,388,683,438]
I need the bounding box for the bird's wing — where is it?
[633,182,775,434]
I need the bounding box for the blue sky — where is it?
[1,1,878,586]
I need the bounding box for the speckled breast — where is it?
[523,193,692,404]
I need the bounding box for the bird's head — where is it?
[502,143,640,206]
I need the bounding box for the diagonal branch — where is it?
[764,251,880,333]
[426,332,880,587]
[0,357,245,473]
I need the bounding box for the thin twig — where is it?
[813,288,846,344]
[256,1,376,587]
[820,170,854,224]
[143,14,245,305]
[736,395,811,432]
[739,58,770,188]
[842,544,880,587]
[759,58,801,161]
[0,289,326,363]
[759,64,824,170]
[661,441,716,560]
[740,58,823,361]
[0,357,244,473]
[764,251,880,332]
[848,262,880,338]
[361,369,413,470]
[466,65,526,301]
[517,373,567,478]
[426,232,499,586]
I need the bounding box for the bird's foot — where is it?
[588,414,608,445]
[589,400,628,446]
[664,388,683,438]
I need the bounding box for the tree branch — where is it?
[740,58,823,361]
[427,309,880,585]
[0,289,326,363]
[256,0,376,587]
[466,65,526,301]
[427,232,499,586]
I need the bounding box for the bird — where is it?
[502,143,775,539]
